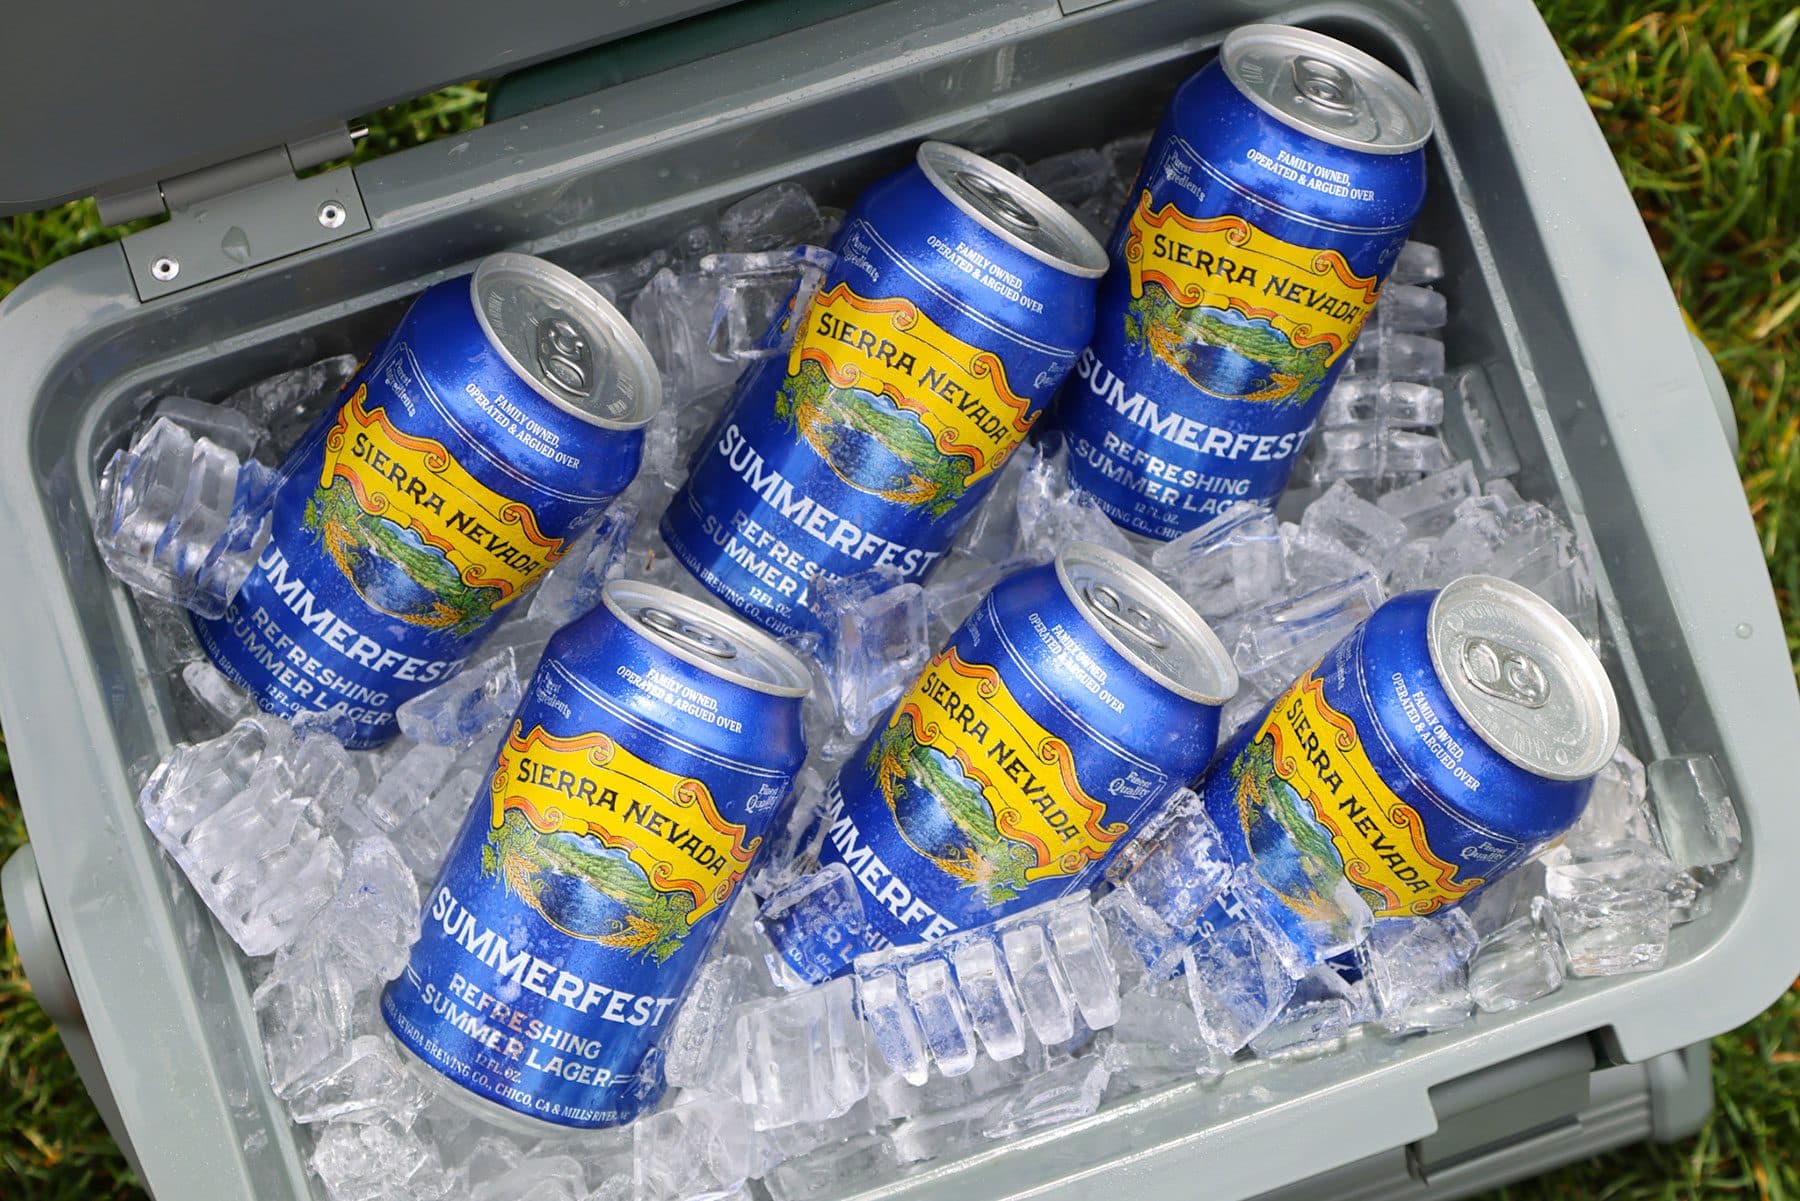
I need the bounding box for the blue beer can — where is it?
[1192,576,1618,954]
[659,142,1109,639]
[777,543,1236,973]
[1050,25,1432,540]
[381,581,812,1129]
[193,254,660,748]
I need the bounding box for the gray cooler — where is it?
[1,1,1794,1198]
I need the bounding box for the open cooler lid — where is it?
[0,0,741,218]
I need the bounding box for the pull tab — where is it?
[1291,55,1362,124]
[1459,636,1549,709]
[536,315,591,398]
[1083,582,1171,651]
[637,606,739,661]
[953,171,1041,234]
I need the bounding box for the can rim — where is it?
[601,579,814,698]
[915,142,1110,279]
[470,252,663,431]
[1053,542,1239,706]
[1427,574,1620,782]
[1220,24,1434,156]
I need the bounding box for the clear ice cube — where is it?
[1356,911,1478,1036]
[527,499,640,627]
[1301,482,1410,564]
[1376,461,1480,540]
[808,572,930,738]
[663,953,751,1093]
[721,182,821,252]
[1148,501,1282,618]
[1024,148,1114,206]
[630,269,744,405]
[1544,841,1678,976]
[1249,966,1358,1060]
[309,1116,447,1201]
[253,935,357,1097]
[1648,754,1742,868]
[225,355,358,460]
[1388,241,1444,286]
[1375,284,1448,332]
[1001,923,1076,1047]
[395,648,522,749]
[94,417,278,618]
[702,245,836,361]
[905,958,979,1078]
[1180,917,1296,1054]
[758,862,871,986]
[632,1094,759,1201]
[286,1035,432,1127]
[857,968,930,1087]
[1101,983,1230,1087]
[951,937,1026,1062]
[1469,908,1566,1013]
[981,1059,1110,1138]
[736,976,870,1128]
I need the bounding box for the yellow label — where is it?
[486,723,759,953]
[311,386,565,631]
[865,646,1125,903]
[1121,194,1380,406]
[778,284,1035,517]
[1230,671,1479,917]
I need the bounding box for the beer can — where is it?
[381,580,812,1129]
[194,254,660,748]
[659,141,1109,639]
[1195,575,1618,951]
[777,543,1236,973]
[1050,24,1432,540]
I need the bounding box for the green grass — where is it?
[1,5,1796,1198]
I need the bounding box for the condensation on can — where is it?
[381,580,810,1130]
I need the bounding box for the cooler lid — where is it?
[0,0,741,217]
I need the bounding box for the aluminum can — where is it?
[777,543,1236,974]
[1196,575,1618,951]
[194,254,660,748]
[659,141,1109,638]
[381,581,812,1129]
[1050,24,1431,540]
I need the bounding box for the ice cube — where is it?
[924,555,1028,645]
[182,659,253,722]
[748,768,830,898]
[1444,366,1522,481]
[1249,966,1358,1060]
[150,395,265,460]
[950,937,1026,1063]
[981,1059,1110,1138]
[1148,501,1282,618]
[737,976,870,1127]
[888,1097,995,1165]
[1463,859,1546,938]
[758,862,871,986]
[1375,283,1448,332]
[1566,744,1656,855]
[310,1116,447,1201]
[1301,482,1409,564]
[952,450,1031,564]
[1470,908,1566,1013]
[395,648,522,749]
[225,355,358,460]
[1001,923,1076,1047]
[663,953,752,1093]
[357,742,458,837]
[470,1155,586,1201]
[95,417,279,618]
[396,767,483,882]
[1013,436,1133,561]
[1376,462,1480,540]
[1228,572,1382,695]
[1356,911,1478,1036]
[1389,241,1444,286]
[808,572,930,737]
[1024,148,1114,206]
[1180,918,1296,1054]
[584,248,672,311]
[633,1094,759,1201]
[856,967,930,1087]
[1346,329,1445,381]
[630,269,744,405]
[1648,754,1742,869]
[1543,841,1678,976]
[308,836,422,986]
[1110,802,1232,949]
[140,716,346,956]
[527,500,640,627]
[1047,896,1121,1030]
[1232,862,1373,977]
[253,936,357,1097]
[286,1035,432,1127]
[904,958,979,1078]
[703,245,837,361]
[721,182,821,252]
[1101,983,1229,1087]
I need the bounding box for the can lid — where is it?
[1428,575,1620,782]
[1221,25,1433,155]
[1055,543,1238,706]
[916,142,1110,279]
[603,580,813,699]
[471,253,662,431]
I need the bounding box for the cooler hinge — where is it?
[1407,1035,1596,1184]
[105,125,371,301]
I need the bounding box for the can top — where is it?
[916,142,1110,279]
[1055,543,1238,706]
[1220,25,1433,155]
[1428,575,1620,782]
[603,580,813,698]
[472,253,662,431]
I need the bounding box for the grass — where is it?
[0,4,1795,1198]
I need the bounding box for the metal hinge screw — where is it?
[150,256,180,282]
[317,201,348,229]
